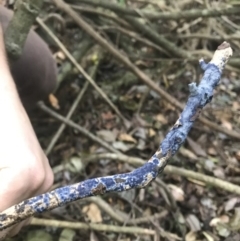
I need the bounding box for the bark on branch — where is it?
[4,0,43,59]
[0,42,233,231]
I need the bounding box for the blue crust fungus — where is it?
[0,41,233,231]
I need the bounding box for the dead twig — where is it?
[36,17,130,129]
[38,102,120,154]
[87,196,168,225]
[31,218,157,236]
[46,48,103,155]
[70,4,130,28]
[121,15,189,58]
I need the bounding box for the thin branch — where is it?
[46,82,89,155]
[36,17,130,129]
[52,0,240,140]
[4,0,43,59]
[75,0,240,21]
[98,26,168,55]
[70,4,130,28]
[30,218,156,236]
[165,165,240,194]
[176,33,240,41]
[88,196,168,225]
[46,48,103,155]
[122,15,189,58]
[38,102,120,154]
[57,38,94,86]
[0,41,233,230]
[74,3,189,58]
[128,211,168,225]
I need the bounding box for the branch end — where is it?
[210,41,233,71]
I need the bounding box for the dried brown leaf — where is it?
[82,203,102,223]
[186,214,201,232]
[202,231,215,241]
[48,93,60,109]
[168,184,185,202]
[118,133,137,143]
[185,231,197,241]
[236,151,240,161]
[207,147,217,156]
[224,197,239,212]
[101,111,115,120]
[210,215,229,227]
[96,129,118,142]
[148,128,156,137]
[154,114,168,124]
[221,119,233,130]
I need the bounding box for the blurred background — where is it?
[3,0,240,240]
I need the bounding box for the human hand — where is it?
[0,25,53,240]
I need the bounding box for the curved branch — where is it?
[85,153,240,195]
[0,42,232,231]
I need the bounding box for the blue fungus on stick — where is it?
[188,82,198,96]
[0,41,233,231]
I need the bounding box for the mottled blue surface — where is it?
[160,62,221,156]
[0,60,224,230]
[53,160,160,205]
[32,61,221,210]
[24,193,55,213]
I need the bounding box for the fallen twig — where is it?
[74,0,240,21]
[30,218,156,236]
[57,38,94,86]
[0,41,232,231]
[98,26,168,55]
[38,102,120,154]
[46,47,103,155]
[70,4,130,28]
[46,82,89,155]
[122,15,188,58]
[36,17,130,129]
[88,196,168,225]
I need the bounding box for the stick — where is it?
[0,42,232,231]
[4,0,43,59]
[36,17,130,129]
[76,0,240,21]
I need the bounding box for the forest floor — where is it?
[7,0,240,241]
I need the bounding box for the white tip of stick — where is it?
[210,41,233,71]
